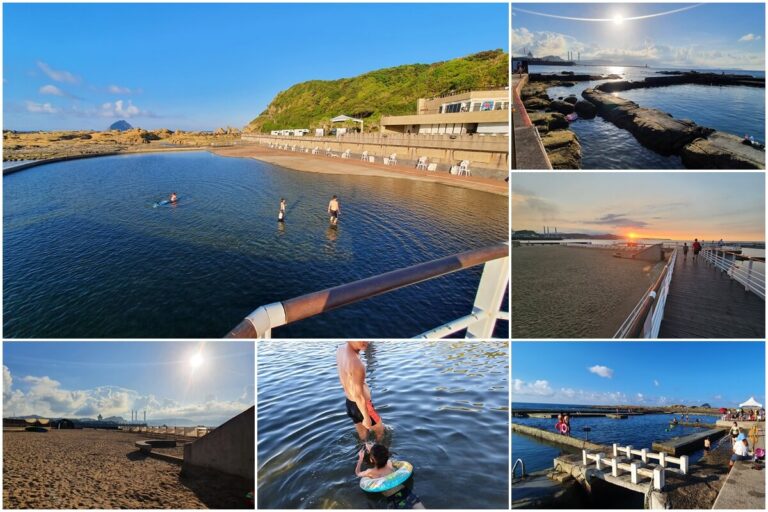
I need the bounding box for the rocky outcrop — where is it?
[596,72,765,92]
[549,100,575,115]
[523,97,550,110]
[681,132,765,169]
[527,112,569,133]
[563,95,578,105]
[540,130,581,169]
[529,73,622,82]
[582,88,712,154]
[574,100,596,119]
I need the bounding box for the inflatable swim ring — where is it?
[360,460,413,493]
[559,423,569,434]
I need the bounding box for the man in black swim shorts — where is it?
[337,341,385,441]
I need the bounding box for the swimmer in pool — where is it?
[169,192,178,203]
[355,443,424,509]
[328,195,340,225]
[337,341,385,442]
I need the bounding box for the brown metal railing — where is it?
[226,243,509,338]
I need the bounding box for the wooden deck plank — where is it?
[658,254,765,338]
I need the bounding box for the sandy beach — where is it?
[3,429,251,509]
[210,144,509,196]
[512,246,665,338]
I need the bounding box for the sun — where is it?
[628,232,638,240]
[613,13,624,25]
[189,351,204,369]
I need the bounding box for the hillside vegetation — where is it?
[246,50,509,133]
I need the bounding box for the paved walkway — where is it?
[512,74,551,170]
[712,426,765,509]
[658,253,765,338]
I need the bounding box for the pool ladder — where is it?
[512,458,526,479]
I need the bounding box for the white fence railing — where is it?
[119,425,211,438]
[581,443,689,491]
[614,248,677,338]
[701,248,765,300]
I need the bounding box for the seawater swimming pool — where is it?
[257,341,509,509]
[3,151,508,338]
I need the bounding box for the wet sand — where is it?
[3,429,251,509]
[210,144,509,196]
[512,246,665,338]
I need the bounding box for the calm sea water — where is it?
[3,152,508,338]
[257,341,509,509]
[532,64,765,169]
[512,409,720,473]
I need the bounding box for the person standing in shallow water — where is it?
[692,238,702,262]
[337,341,385,442]
[278,198,286,222]
[328,195,340,226]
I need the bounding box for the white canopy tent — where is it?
[739,396,763,409]
[331,115,363,133]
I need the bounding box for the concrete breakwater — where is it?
[581,88,765,169]
[511,422,609,453]
[596,72,765,92]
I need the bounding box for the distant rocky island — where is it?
[109,120,133,131]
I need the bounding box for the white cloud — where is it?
[25,101,60,114]
[3,368,252,425]
[108,84,133,94]
[588,365,614,379]
[36,61,79,84]
[39,84,65,96]
[636,393,645,403]
[739,33,761,43]
[513,378,554,397]
[654,379,660,387]
[99,99,146,119]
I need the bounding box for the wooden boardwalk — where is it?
[658,254,765,338]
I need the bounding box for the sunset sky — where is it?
[512,173,765,241]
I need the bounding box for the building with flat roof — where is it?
[380,88,509,136]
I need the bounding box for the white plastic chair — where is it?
[360,151,369,161]
[389,153,398,165]
[325,147,333,156]
[383,157,390,166]
[458,160,471,176]
[312,147,319,155]
[341,149,351,159]
[416,156,428,170]
[427,163,438,172]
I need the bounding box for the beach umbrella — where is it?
[719,408,727,413]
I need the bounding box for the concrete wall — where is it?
[511,422,609,452]
[183,406,254,480]
[241,133,508,171]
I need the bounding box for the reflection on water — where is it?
[512,413,720,473]
[257,341,509,509]
[3,152,508,338]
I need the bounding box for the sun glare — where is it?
[189,352,204,369]
[628,232,638,239]
[613,13,624,25]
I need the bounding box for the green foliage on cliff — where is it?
[247,50,508,133]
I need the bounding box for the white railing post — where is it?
[613,443,618,457]
[595,453,603,470]
[680,455,689,475]
[583,449,588,465]
[659,452,666,467]
[746,260,753,294]
[641,448,648,463]
[467,251,510,338]
[611,457,618,477]
[630,463,639,484]
[653,467,665,490]
[626,445,633,460]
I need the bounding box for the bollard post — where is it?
[653,467,665,490]
[680,455,689,475]
[630,462,639,484]
[659,452,667,467]
[641,448,648,463]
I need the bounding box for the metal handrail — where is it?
[512,458,526,479]
[225,243,509,339]
[701,248,766,300]
[614,248,677,338]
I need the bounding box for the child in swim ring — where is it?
[355,443,424,509]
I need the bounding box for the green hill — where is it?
[246,49,509,133]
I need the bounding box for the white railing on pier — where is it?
[581,443,689,491]
[119,425,211,438]
[701,248,765,300]
[226,243,509,339]
[614,248,677,338]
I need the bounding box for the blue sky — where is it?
[3,342,254,425]
[512,173,765,241]
[4,3,509,131]
[513,342,765,408]
[512,3,765,69]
